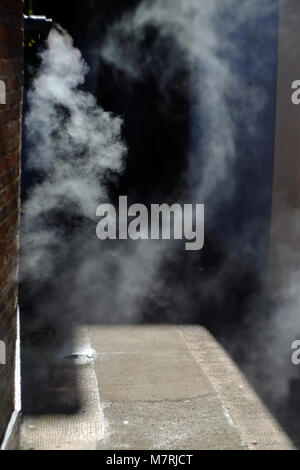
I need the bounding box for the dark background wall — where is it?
[0,0,23,444]
[21,1,279,327]
[24,0,190,204]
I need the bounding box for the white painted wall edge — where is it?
[1,306,21,451]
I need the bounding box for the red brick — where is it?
[0,120,20,139]
[0,157,7,173]
[0,58,22,76]
[0,1,24,14]
[0,44,23,59]
[5,90,22,107]
[0,104,21,124]
[1,134,21,154]
[0,0,22,443]
[0,24,23,44]
[5,75,23,92]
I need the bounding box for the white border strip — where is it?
[1,307,21,450]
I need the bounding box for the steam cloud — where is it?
[21,0,299,416]
[99,0,275,203]
[22,28,126,284]
[21,26,168,326]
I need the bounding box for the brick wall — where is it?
[0,0,23,444]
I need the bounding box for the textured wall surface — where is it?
[269,0,300,294]
[0,0,23,444]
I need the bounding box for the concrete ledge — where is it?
[1,410,21,450]
[1,307,21,451]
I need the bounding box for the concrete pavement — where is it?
[20,325,294,450]
[91,325,245,450]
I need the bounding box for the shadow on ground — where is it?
[19,240,300,449]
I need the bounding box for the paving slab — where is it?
[178,326,294,450]
[20,324,294,450]
[90,325,246,450]
[20,327,104,450]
